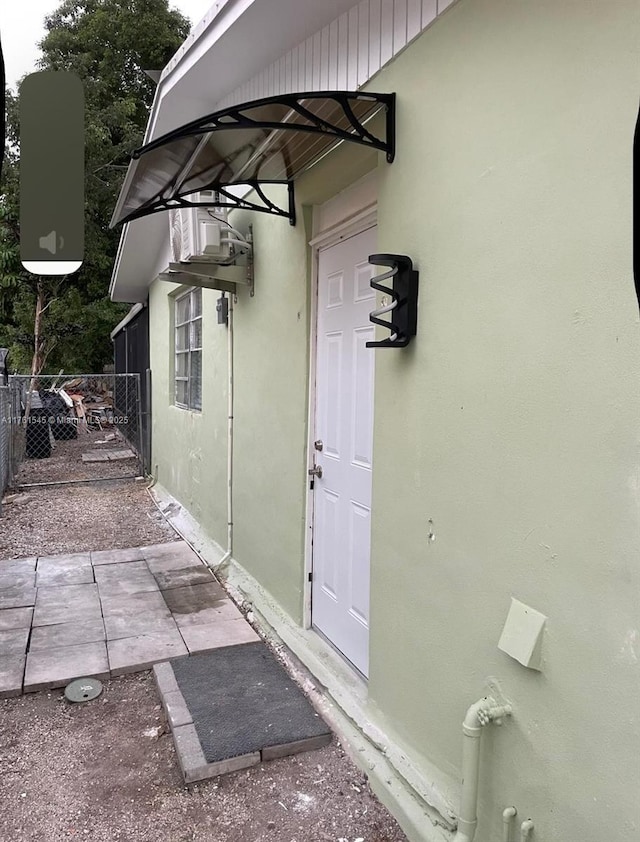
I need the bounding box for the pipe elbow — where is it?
[463,696,513,733]
[454,697,514,842]
[462,698,487,732]
[503,807,518,842]
[520,819,534,839]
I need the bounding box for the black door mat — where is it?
[153,641,332,783]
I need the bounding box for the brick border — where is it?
[152,661,331,784]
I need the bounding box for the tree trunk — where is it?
[31,280,46,377]
[24,280,47,426]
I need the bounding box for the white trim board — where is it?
[311,170,379,243]
[216,0,459,110]
[303,176,378,632]
[110,303,145,340]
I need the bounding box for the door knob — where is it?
[308,465,323,479]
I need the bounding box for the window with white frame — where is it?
[174,287,202,411]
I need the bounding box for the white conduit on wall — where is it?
[502,806,517,842]
[519,819,534,840]
[452,697,513,842]
[219,291,234,567]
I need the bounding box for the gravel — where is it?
[1,424,174,559]
[0,432,409,842]
[0,672,408,842]
[0,480,175,559]
[14,427,142,485]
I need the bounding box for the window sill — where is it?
[173,403,202,414]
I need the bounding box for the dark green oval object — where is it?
[64,677,103,703]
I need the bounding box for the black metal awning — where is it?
[110,91,395,228]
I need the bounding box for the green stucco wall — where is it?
[228,149,379,622]
[150,148,378,624]
[147,0,639,839]
[367,1,640,840]
[148,279,229,542]
[227,199,311,621]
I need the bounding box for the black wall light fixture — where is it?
[366,254,419,348]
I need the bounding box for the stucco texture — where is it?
[147,0,639,839]
[226,198,311,622]
[365,1,640,840]
[228,147,378,622]
[149,279,229,543]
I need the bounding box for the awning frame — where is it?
[140,180,295,225]
[135,91,395,160]
[112,91,395,228]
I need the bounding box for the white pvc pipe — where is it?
[218,292,234,568]
[452,697,513,842]
[502,806,517,842]
[221,225,246,241]
[520,819,534,840]
[221,236,250,251]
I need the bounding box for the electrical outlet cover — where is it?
[498,598,547,670]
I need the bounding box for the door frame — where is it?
[303,188,377,632]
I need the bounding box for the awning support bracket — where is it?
[125,182,293,226]
[112,91,394,228]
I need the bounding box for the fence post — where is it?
[135,373,144,477]
[0,387,8,512]
[144,367,152,475]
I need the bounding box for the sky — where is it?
[0,0,215,90]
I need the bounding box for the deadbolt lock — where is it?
[314,440,323,451]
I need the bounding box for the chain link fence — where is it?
[0,385,12,496]
[6,374,144,488]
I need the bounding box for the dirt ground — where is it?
[0,470,408,841]
[13,426,143,486]
[0,480,175,558]
[0,671,407,842]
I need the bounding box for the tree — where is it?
[0,0,191,374]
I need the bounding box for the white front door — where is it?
[311,226,376,677]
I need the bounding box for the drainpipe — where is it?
[218,292,234,568]
[520,819,534,840]
[502,807,517,842]
[453,696,513,842]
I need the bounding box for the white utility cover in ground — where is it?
[312,226,376,677]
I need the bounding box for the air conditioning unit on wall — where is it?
[169,192,233,264]
[163,192,254,297]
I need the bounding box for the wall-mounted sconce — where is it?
[366,254,419,348]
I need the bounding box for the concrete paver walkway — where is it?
[0,541,258,697]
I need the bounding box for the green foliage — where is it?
[0,0,191,373]
[0,91,22,320]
